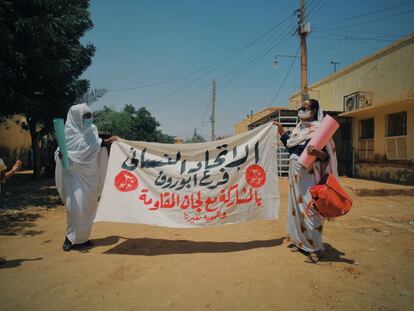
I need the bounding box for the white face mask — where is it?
[298,109,312,119]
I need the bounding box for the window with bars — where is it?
[386,112,407,160]
[359,118,374,161]
[387,111,407,137]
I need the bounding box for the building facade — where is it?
[289,34,414,184]
[0,115,32,168]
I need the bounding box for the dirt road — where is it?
[0,175,413,310]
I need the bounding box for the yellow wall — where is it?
[289,36,414,111]
[0,115,32,166]
[408,105,414,160]
[350,101,414,160]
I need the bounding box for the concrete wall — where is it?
[0,115,32,167]
[356,162,414,185]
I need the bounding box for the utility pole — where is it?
[210,79,216,141]
[330,60,339,72]
[299,0,310,100]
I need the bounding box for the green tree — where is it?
[94,106,135,139]
[94,105,175,143]
[0,0,95,176]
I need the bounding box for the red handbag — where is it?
[306,173,352,218]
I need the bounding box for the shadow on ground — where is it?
[0,257,43,269]
[289,243,354,264]
[72,235,285,255]
[320,243,355,264]
[0,212,44,236]
[1,177,61,210]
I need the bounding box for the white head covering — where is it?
[287,102,338,178]
[65,103,102,164]
[286,103,323,148]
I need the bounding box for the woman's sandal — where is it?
[290,245,300,252]
[305,251,323,263]
[288,244,300,252]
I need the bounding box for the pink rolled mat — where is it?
[298,114,339,168]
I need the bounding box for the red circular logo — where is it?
[245,165,266,188]
[114,170,139,192]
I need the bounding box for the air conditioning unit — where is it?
[343,91,373,112]
[358,91,373,109]
[344,92,358,112]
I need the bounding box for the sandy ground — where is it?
[0,172,413,311]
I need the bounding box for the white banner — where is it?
[95,123,279,228]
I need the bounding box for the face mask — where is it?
[298,109,312,119]
[83,118,94,128]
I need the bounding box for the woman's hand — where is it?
[306,145,328,161]
[103,136,119,145]
[11,160,22,172]
[272,121,286,136]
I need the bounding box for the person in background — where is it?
[273,99,338,263]
[0,159,22,193]
[55,103,118,251]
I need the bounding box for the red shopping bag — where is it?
[306,173,352,218]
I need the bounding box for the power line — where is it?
[307,0,325,19]
[268,45,300,107]
[217,19,297,89]
[106,11,295,93]
[108,56,235,92]
[312,33,396,43]
[316,28,410,39]
[137,11,297,107]
[314,8,414,32]
[86,54,226,79]
[313,0,414,27]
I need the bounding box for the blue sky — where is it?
[81,0,414,139]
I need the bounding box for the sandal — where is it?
[62,236,72,252]
[305,251,323,263]
[290,245,300,252]
[288,244,300,252]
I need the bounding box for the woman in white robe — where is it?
[55,103,117,251]
[273,99,338,263]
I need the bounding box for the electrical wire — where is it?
[139,11,297,108]
[313,0,414,27]
[268,45,300,107]
[313,8,414,32]
[106,11,295,93]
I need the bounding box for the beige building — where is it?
[234,107,287,134]
[0,115,32,167]
[290,34,414,184]
[174,137,184,144]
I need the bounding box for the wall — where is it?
[0,115,32,167]
[352,102,414,184]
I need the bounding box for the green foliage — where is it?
[0,0,96,175]
[94,105,175,143]
[0,0,95,121]
[76,88,107,105]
